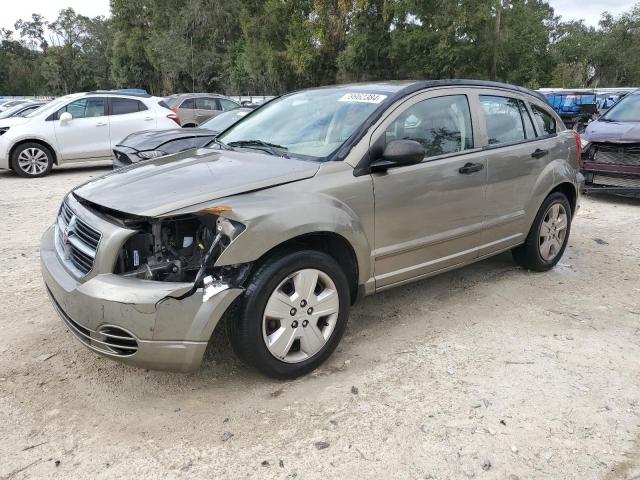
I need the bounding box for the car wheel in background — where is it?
[11,142,54,178]
[512,192,572,272]
[228,250,350,379]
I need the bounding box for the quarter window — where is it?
[384,95,474,158]
[195,97,218,111]
[531,105,557,135]
[219,99,239,111]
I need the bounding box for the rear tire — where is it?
[11,142,54,178]
[512,192,572,272]
[227,250,350,379]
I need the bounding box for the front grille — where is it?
[54,199,102,276]
[47,288,138,357]
[588,143,640,166]
[592,174,640,189]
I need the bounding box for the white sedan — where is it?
[0,92,180,178]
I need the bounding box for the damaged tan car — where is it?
[41,80,583,378]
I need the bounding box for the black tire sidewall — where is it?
[231,250,351,379]
[11,143,54,178]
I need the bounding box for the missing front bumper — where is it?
[41,225,243,371]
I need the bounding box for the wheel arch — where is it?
[9,138,59,167]
[246,231,360,304]
[548,181,577,214]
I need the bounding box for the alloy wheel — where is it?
[538,202,568,262]
[17,147,49,175]
[262,268,339,363]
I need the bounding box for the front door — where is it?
[53,97,110,161]
[370,90,488,288]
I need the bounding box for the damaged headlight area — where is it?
[114,212,247,289]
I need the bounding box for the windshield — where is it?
[0,104,31,119]
[201,109,248,131]
[24,96,71,118]
[218,89,387,161]
[601,94,640,122]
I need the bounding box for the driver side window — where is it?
[55,98,106,120]
[384,95,474,159]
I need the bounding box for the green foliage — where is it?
[1,0,640,96]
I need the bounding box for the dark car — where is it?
[582,90,640,195]
[112,107,251,168]
[545,91,598,129]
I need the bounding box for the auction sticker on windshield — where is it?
[339,93,387,104]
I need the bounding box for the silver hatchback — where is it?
[41,80,583,378]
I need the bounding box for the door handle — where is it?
[459,162,484,174]
[96,122,107,127]
[531,148,549,158]
[144,117,154,121]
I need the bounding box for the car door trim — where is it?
[375,233,522,285]
[373,219,486,260]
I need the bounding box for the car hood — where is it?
[73,148,321,217]
[584,120,640,143]
[118,128,217,151]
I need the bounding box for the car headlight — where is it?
[137,150,166,159]
[0,127,9,137]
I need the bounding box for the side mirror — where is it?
[59,112,72,124]
[370,140,425,172]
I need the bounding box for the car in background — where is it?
[0,99,30,112]
[165,93,240,127]
[582,90,640,195]
[0,101,48,120]
[544,91,598,129]
[113,107,252,168]
[0,91,180,178]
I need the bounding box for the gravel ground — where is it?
[1,164,639,480]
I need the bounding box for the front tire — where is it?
[228,250,351,379]
[11,143,54,178]
[512,192,572,271]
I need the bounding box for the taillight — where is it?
[572,130,583,168]
[167,113,181,126]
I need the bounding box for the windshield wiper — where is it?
[210,137,232,150]
[227,140,289,157]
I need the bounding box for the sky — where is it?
[0,0,637,33]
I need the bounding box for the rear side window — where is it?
[531,105,557,135]
[384,95,474,158]
[111,98,147,115]
[180,98,195,109]
[195,97,219,111]
[480,95,530,145]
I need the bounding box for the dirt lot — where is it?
[1,164,639,479]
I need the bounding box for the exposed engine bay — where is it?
[114,213,248,289]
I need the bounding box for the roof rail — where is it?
[86,90,151,98]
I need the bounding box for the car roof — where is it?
[296,79,548,105]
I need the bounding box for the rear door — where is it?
[53,97,110,160]
[370,89,488,288]
[194,97,221,124]
[107,97,155,147]
[476,90,561,255]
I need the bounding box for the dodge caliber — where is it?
[41,80,583,378]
